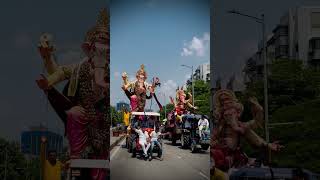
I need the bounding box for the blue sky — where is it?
[110,0,210,110]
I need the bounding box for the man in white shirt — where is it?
[133,125,150,158]
[148,127,163,161]
[198,115,209,139]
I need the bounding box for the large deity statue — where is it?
[211,89,283,172]
[169,87,197,122]
[36,8,110,180]
[121,65,161,112]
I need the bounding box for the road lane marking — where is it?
[177,156,182,159]
[111,138,125,161]
[199,171,209,180]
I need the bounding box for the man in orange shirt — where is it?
[123,108,130,129]
[43,150,63,180]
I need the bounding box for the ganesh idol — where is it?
[121,65,161,112]
[211,89,284,173]
[36,8,110,180]
[169,87,197,122]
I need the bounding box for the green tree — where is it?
[110,106,122,127]
[187,80,210,116]
[242,58,320,173]
[159,103,174,120]
[0,138,27,180]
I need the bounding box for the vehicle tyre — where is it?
[172,138,176,146]
[181,134,189,149]
[201,144,209,151]
[190,140,197,153]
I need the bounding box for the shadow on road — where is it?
[164,142,181,147]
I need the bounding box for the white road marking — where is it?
[111,139,126,161]
[177,156,182,159]
[199,171,209,180]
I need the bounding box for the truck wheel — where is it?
[201,144,209,151]
[172,138,176,146]
[181,134,189,149]
[128,144,132,153]
[190,140,197,153]
[132,149,136,158]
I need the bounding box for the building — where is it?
[116,101,130,112]
[21,125,63,157]
[244,6,320,83]
[187,62,210,85]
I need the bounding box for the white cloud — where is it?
[185,74,191,80]
[157,79,178,104]
[181,32,210,57]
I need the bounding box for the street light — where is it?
[227,10,269,143]
[159,92,167,118]
[181,64,195,107]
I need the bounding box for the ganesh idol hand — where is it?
[268,141,284,152]
[248,97,263,114]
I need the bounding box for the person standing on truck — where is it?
[198,115,209,139]
[133,125,150,158]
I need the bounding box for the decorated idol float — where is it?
[36,9,110,180]
[211,89,284,175]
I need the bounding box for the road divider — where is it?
[110,134,126,151]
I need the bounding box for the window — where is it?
[311,12,320,29]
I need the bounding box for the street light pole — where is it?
[262,14,269,143]
[181,64,195,107]
[163,93,167,117]
[227,9,269,143]
[191,65,195,107]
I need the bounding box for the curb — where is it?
[110,135,126,151]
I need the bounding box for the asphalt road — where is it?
[110,138,210,180]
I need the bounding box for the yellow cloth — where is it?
[123,112,130,126]
[211,168,226,180]
[43,160,62,180]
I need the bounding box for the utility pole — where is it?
[227,9,269,145]
[181,64,195,107]
[228,10,270,163]
[4,146,8,180]
[262,14,269,143]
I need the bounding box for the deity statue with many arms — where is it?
[211,89,284,173]
[36,8,110,180]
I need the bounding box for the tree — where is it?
[242,58,320,173]
[159,103,174,120]
[0,138,28,180]
[187,80,210,116]
[110,106,122,127]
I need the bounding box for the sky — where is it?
[0,0,107,141]
[212,0,320,90]
[110,0,210,111]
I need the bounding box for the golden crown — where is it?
[85,8,109,42]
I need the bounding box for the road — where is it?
[110,138,210,180]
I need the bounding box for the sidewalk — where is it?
[110,133,126,151]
